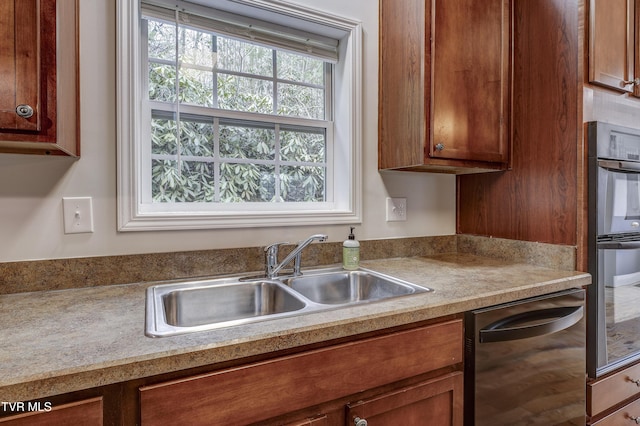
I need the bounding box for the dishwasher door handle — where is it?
[479,306,583,343]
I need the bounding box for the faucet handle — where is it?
[264,242,289,276]
[264,241,289,255]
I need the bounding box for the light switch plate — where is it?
[63,197,94,234]
[386,197,407,221]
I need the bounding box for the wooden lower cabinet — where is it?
[0,319,463,425]
[282,414,331,426]
[590,398,640,426]
[140,320,463,425]
[588,361,640,424]
[0,397,102,426]
[347,373,463,426]
[267,372,463,426]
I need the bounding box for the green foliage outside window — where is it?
[146,18,328,204]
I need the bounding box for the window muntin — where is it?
[143,14,331,206]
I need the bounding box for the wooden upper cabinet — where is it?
[0,0,40,132]
[0,0,79,156]
[379,0,512,174]
[588,0,640,96]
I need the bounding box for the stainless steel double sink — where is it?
[146,267,432,337]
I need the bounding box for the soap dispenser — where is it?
[343,227,360,270]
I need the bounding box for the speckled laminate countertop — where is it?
[0,253,590,402]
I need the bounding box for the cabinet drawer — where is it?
[140,320,463,426]
[0,397,102,426]
[588,361,640,417]
[591,396,640,426]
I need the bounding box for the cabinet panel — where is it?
[378,0,428,170]
[378,0,511,174]
[140,320,463,426]
[0,397,102,426]
[0,0,40,132]
[347,372,463,426]
[457,0,580,246]
[588,0,637,93]
[590,397,640,425]
[0,0,79,156]
[431,0,510,164]
[588,361,640,417]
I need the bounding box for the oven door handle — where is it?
[598,241,640,249]
[598,159,640,173]
[479,306,583,343]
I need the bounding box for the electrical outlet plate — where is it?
[63,197,94,234]
[386,197,407,221]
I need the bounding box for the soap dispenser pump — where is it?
[342,227,360,270]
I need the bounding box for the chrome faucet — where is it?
[264,234,328,279]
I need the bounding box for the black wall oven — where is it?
[588,121,640,378]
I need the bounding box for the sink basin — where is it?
[147,279,306,336]
[284,269,429,305]
[146,268,432,337]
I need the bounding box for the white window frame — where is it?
[116,0,363,231]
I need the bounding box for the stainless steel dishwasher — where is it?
[464,288,586,425]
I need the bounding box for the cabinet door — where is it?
[0,0,40,132]
[346,372,463,426]
[430,0,510,164]
[589,396,640,425]
[0,0,79,156]
[588,0,638,93]
[378,0,429,170]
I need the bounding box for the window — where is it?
[117,0,362,230]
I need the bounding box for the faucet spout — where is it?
[265,234,328,278]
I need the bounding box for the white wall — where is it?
[0,0,456,263]
[583,86,640,128]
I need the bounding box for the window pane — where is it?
[280,129,325,162]
[180,161,215,202]
[179,27,215,67]
[142,10,334,209]
[218,74,274,113]
[217,37,273,76]
[180,118,214,157]
[147,19,176,61]
[280,166,325,202]
[220,124,274,160]
[179,67,214,106]
[277,83,324,119]
[220,163,275,202]
[152,159,183,202]
[149,63,177,102]
[151,116,177,155]
[277,51,323,85]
